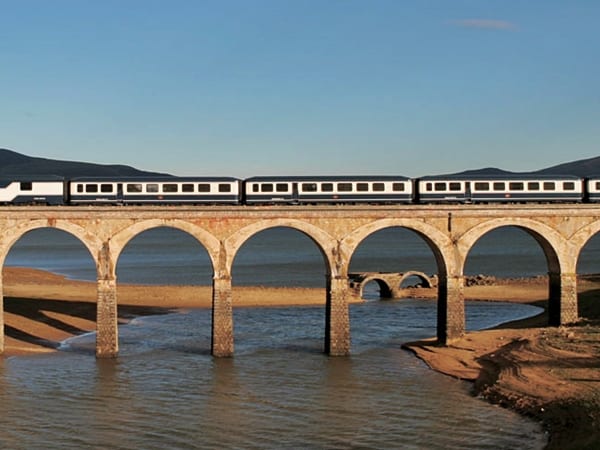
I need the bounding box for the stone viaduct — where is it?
[0,204,599,358]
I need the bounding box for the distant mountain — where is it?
[2,147,599,179]
[447,156,600,178]
[0,148,170,178]
[536,156,600,177]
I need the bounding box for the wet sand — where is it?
[404,276,600,450]
[2,267,332,354]
[2,267,600,448]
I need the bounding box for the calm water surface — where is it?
[4,225,598,448]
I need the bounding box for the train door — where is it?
[465,182,472,203]
[117,183,124,204]
[292,183,299,204]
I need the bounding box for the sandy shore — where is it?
[2,267,599,448]
[404,276,600,450]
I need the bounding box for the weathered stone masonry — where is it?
[0,204,598,358]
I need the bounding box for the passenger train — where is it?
[1,174,600,205]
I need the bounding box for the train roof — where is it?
[245,175,411,182]
[69,176,241,182]
[417,174,582,181]
[0,175,64,188]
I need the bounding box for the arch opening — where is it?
[576,233,600,324]
[400,273,434,289]
[2,228,96,353]
[360,279,393,301]
[115,226,214,352]
[231,226,328,352]
[116,226,214,286]
[463,225,550,330]
[349,227,439,301]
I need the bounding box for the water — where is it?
[2,302,544,449]
[4,225,599,448]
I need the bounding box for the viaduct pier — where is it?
[0,204,598,358]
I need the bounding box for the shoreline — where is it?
[3,267,599,448]
[403,282,600,449]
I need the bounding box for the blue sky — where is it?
[1,1,598,177]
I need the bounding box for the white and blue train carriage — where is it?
[585,176,600,202]
[244,176,414,204]
[0,176,65,205]
[69,176,242,205]
[417,174,584,203]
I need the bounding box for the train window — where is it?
[20,182,33,191]
[261,184,273,192]
[163,184,178,193]
[509,182,524,190]
[276,183,288,192]
[563,182,575,191]
[543,182,556,190]
[322,183,334,192]
[434,182,446,191]
[77,184,84,193]
[357,183,369,192]
[302,183,318,192]
[595,182,600,190]
[219,184,231,193]
[147,184,159,193]
[198,184,211,192]
[101,184,113,193]
[425,183,433,191]
[493,182,505,191]
[86,184,99,193]
[449,182,461,191]
[392,183,405,191]
[182,184,194,193]
[127,184,142,193]
[528,182,540,191]
[338,183,352,192]
[474,182,489,190]
[373,183,385,192]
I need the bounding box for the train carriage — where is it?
[244,176,413,204]
[0,176,65,205]
[585,177,600,202]
[417,175,584,203]
[69,177,242,205]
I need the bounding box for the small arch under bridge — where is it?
[349,271,437,299]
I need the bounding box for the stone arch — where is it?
[457,217,575,325]
[399,271,435,289]
[223,219,346,355]
[343,218,461,343]
[0,219,100,268]
[358,275,394,298]
[343,218,455,276]
[0,219,101,354]
[570,219,600,271]
[224,219,336,278]
[108,219,221,280]
[456,218,568,275]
